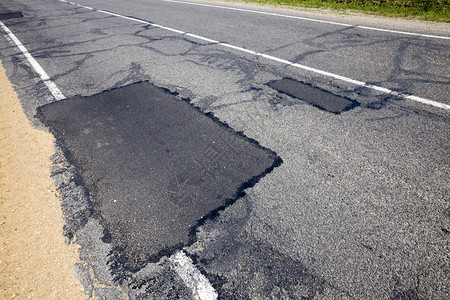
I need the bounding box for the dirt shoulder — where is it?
[191,0,450,33]
[0,61,85,299]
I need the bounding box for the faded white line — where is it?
[164,0,354,27]
[0,21,65,100]
[356,25,449,39]
[76,4,94,10]
[61,1,450,110]
[169,251,218,300]
[162,0,450,40]
[59,0,93,10]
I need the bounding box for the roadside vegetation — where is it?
[239,0,450,22]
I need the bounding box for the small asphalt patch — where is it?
[38,82,281,271]
[268,78,359,114]
[0,2,22,20]
[0,12,22,20]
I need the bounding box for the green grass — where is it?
[236,0,450,22]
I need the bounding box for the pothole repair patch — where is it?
[38,82,281,271]
[268,78,359,114]
[0,12,23,20]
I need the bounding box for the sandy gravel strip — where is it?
[0,62,85,299]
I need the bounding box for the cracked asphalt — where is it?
[0,0,449,298]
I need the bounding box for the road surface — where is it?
[0,0,449,298]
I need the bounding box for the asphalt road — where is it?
[1,0,449,299]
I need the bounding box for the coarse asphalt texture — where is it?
[0,0,449,299]
[38,81,280,271]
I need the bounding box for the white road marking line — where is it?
[356,25,449,39]
[62,1,450,111]
[164,0,354,27]
[59,0,94,10]
[77,4,94,10]
[0,21,65,100]
[169,251,218,300]
[162,0,450,40]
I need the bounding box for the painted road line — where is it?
[62,1,450,111]
[0,21,65,100]
[58,0,94,10]
[356,25,450,39]
[170,251,218,300]
[162,0,450,40]
[163,0,354,27]
[76,4,94,10]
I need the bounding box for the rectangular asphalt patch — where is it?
[0,12,23,20]
[38,82,280,271]
[268,78,359,114]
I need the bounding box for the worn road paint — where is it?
[0,21,65,101]
[170,251,218,300]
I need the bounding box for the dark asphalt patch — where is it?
[0,12,23,20]
[268,78,359,114]
[38,82,281,271]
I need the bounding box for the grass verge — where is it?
[237,0,450,22]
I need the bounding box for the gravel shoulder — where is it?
[0,61,85,299]
[191,0,450,33]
